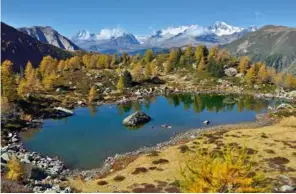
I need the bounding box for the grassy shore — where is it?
[66,116,296,192]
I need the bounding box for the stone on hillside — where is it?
[1,152,12,162]
[95,82,104,87]
[289,90,296,98]
[77,101,86,106]
[217,79,223,83]
[280,185,294,192]
[123,111,151,126]
[264,93,273,98]
[224,68,238,77]
[235,73,244,78]
[276,103,294,110]
[135,90,142,96]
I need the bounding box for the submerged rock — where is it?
[123,111,151,126]
[222,97,236,104]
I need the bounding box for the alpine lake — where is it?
[21,93,282,170]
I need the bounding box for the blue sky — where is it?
[2,0,296,37]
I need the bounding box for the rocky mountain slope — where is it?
[72,21,256,53]
[1,22,73,71]
[224,25,296,75]
[19,26,80,51]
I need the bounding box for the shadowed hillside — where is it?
[1,22,73,71]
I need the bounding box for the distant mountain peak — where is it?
[19,26,80,51]
[71,21,257,53]
[73,30,96,41]
[210,21,244,36]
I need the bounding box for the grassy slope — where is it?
[224,25,296,75]
[67,116,296,192]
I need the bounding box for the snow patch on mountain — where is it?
[210,21,244,36]
[73,30,95,41]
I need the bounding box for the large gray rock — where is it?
[280,185,294,192]
[123,111,151,126]
[52,107,73,118]
[1,152,12,162]
[289,90,296,98]
[224,68,238,77]
[276,103,294,110]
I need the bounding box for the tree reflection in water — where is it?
[116,93,269,116]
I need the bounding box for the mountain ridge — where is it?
[71,21,257,53]
[19,26,81,51]
[1,22,73,71]
[224,25,296,75]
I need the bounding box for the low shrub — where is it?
[181,145,271,192]
[6,157,24,181]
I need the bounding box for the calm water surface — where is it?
[21,94,279,169]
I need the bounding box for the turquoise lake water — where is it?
[21,94,278,169]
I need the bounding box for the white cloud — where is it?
[96,27,125,40]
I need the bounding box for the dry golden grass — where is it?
[279,116,296,128]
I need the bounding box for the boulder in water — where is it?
[123,111,151,126]
[51,107,74,118]
[203,120,210,125]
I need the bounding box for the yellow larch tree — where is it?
[197,58,206,72]
[285,73,296,89]
[88,86,96,103]
[132,62,142,81]
[238,56,250,73]
[116,76,125,91]
[257,64,269,84]
[245,65,256,85]
[43,71,57,90]
[1,60,16,101]
[275,72,284,87]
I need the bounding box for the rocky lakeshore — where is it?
[1,131,72,193]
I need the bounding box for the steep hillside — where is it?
[224,25,296,74]
[19,26,81,51]
[1,22,73,71]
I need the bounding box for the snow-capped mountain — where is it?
[72,30,96,41]
[142,21,257,47]
[72,28,140,52]
[71,21,257,53]
[19,26,80,51]
[210,21,244,36]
